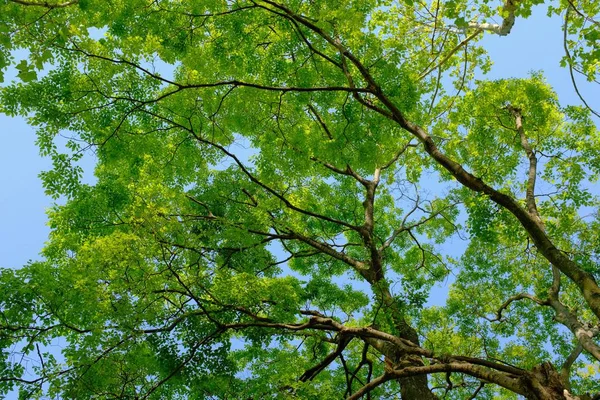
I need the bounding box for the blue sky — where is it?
[0,6,597,272]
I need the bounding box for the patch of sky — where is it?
[211,133,256,171]
[477,3,598,123]
[0,50,96,268]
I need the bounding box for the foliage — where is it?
[0,0,599,399]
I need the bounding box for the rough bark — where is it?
[525,362,581,400]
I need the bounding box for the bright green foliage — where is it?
[0,0,599,399]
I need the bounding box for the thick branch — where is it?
[347,372,393,400]
[349,361,525,400]
[546,267,600,362]
[466,0,519,36]
[375,95,600,322]
[548,297,600,361]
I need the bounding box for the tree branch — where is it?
[505,104,541,222]
[300,336,352,381]
[466,0,519,36]
[489,269,600,362]
[560,343,582,392]
[563,8,600,119]
[287,230,369,272]
[565,0,600,28]
[140,330,223,399]
[419,29,482,80]
[307,104,333,140]
[379,201,459,253]
[379,140,417,171]
[487,293,545,322]
[347,372,393,400]
[350,361,526,400]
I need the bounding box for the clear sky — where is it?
[0,6,597,272]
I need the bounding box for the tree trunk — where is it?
[374,282,439,399]
[394,324,438,400]
[524,362,584,400]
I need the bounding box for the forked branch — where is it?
[504,104,541,222]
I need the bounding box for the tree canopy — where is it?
[0,0,599,398]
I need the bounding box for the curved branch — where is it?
[565,0,600,28]
[372,84,600,323]
[487,292,545,322]
[347,372,393,400]
[560,343,582,392]
[489,269,600,362]
[349,361,525,400]
[68,45,371,98]
[563,8,600,119]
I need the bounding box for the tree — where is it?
[0,0,599,398]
